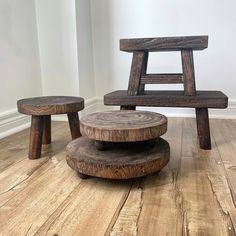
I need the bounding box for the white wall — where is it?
[35,0,79,96]
[0,0,42,112]
[0,0,42,137]
[75,0,95,100]
[90,0,236,116]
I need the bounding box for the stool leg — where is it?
[195,108,211,150]
[67,112,81,139]
[120,105,136,110]
[42,115,51,144]
[29,116,43,159]
[77,172,89,179]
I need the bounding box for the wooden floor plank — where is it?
[0,159,81,235]
[35,179,131,236]
[177,118,233,235]
[0,122,71,207]
[0,122,69,173]
[0,119,235,236]
[211,119,236,232]
[109,118,184,235]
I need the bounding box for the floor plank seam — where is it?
[179,119,190,236]
[134,178,144,236]
[207,175,236,234]
[33,180,85,235]
[106,181,134,236]
[211,133,236,208]
[0,157,62,209]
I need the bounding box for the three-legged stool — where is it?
[17,96,84,159]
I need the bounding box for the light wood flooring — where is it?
[0,118,236,236]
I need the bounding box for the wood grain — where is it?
[196,107,211,149]
[141,73,183,84]
[0,119,236,235]
[17,96,84,115]
[104,90,228,108]
[181,49,196,95]
[128,51,147,95]
[66,137,170,179]
[67,112,81,139]
[80,111,167,142]
[42,115,51,144]
[120,35,208,52]
[29,115,43,159]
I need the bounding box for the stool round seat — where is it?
[17,96,84,115]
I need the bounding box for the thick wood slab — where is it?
[66,137,170,179]
[120,36,208,52]
[17,96,84,115]
[80,110,167,142]
[104,90,228,108]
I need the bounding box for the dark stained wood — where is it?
[42,115,51,144]
[139,51,149,93]
[128,52,147,95]
[104,90,228,108]
[17,96,84,159]
[141,74,183,84]
[196,108,211,149]
[120,105,136,110]
[80,111,167,142]
[181,50,196,95]
[66,137,170,179]
[120,36,208,52]
[105,35,228,150]
[67,112,81,140]
[17,96,84,115]
[94,141,110,150]
[77,172,89,179]
[29,116,43,159]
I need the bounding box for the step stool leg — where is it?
[120,105,136,110]
[77,172,89,179]
[67,112,81,140]
[29,115,43,159]
[195,108,211,150]
[42,115,51,144]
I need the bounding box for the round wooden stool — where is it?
[17,96,84,159]
[66,110,170,179]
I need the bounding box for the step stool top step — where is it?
[80,110,167,142]
[120,35,208,52]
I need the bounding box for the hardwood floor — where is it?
[0,119,236,236]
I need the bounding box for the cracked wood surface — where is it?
[0,119,235,236]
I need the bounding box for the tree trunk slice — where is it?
[80,111,167,142]
[66,137,170,179]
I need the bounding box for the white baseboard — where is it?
[1,98,235,139]
[0,109,30,139]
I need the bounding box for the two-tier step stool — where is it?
[104,36,228,150]
[66,110,170,179]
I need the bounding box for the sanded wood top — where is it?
[120,35,208,52]
[80,110,167,142]
[17,96,84,115]
[66,137,170,179]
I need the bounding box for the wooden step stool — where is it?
[104,36,228,150]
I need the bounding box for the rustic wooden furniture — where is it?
[66,110,170,179]
[17,96,84,159]
[104,36,228,150]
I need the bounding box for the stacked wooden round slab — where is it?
[66,110,170,179]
